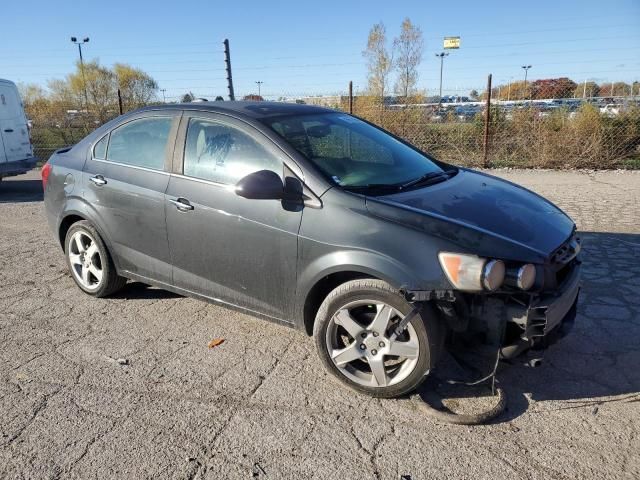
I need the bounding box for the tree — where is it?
[489,80,530,100]
[181,93,194,103]
[18,83,47,104]
[393,18,423,102]
[363,23,394,107]
[114,64,158,110]
[598,82,630,97]
[469,89,479,101]
[574,81,600,99]
[530,78,577,99]
[44,60,158,123]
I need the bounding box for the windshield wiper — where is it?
[399,168,458,190]
[342,183,403,195]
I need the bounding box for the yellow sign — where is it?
[444,37,460,49]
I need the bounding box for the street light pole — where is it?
[521,65,532,100]
[435,52,449,105]
[71,37,90,112]
[160,89,166,103]
[255,81,264,97]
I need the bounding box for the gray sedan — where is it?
[43,102,580,398]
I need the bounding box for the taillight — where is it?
[41,163,52,191]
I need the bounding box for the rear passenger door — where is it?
[165,112,302,320]
[83,113,180,283]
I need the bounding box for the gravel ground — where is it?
[1,169,639,479]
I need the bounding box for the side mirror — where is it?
[235,170,284,200]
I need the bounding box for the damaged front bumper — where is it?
[409,258,582,362]
[499,261,580,359]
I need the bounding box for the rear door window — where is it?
[183,118,281,185]
[106,117,172,170]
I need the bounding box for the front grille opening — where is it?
[503,321,524,346]
[555,260,574,286]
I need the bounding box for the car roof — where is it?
[135,101,336,121]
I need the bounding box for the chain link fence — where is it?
[25,89,640,170]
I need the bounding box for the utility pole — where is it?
[435,52,449,105]
[70,36,90,112]
[521,65,532,101]
[255,81,263,97]
[583,79,587,99]
[348,81,353,114]
[160,88,166,103]
[507,78,512,102]
[223,39,235,101]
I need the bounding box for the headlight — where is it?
[516,264,536,290]
[438,252,505,291]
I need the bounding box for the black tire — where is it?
[313,279,443,398]
[64,220,127,297]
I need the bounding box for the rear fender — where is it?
[57,198,121,271]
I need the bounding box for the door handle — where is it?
[3,128,14,133]
[89,175,107,186]
[169,197,194,211]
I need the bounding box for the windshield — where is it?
[261,113,445,188]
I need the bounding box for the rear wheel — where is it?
[314,279,442,398]
[64,221,126,297]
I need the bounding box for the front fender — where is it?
[294,245,439,327]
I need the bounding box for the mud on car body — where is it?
[42,102,580,398]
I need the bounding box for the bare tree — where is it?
[114,64,158,110]
[363,22,394,112]
[393,18,423,103]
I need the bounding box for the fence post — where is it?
[348,81,353,114]
[117,89,123,115]
[483,74,492,168]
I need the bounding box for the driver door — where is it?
[165,112,303,321]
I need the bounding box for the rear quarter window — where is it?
[93,134,108,160]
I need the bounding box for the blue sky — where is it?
[2,0,639,99]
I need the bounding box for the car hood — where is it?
[365,169,575,262]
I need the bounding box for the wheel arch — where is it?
[297,250,421,336]
[58,214,86,250]
[302,270,378,336]
[56,203,121,272]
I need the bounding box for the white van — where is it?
[0,79,37,181]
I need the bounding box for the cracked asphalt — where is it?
[1,169,639,479]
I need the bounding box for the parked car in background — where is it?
[600,104,621,117]
[0,79,37,182]
[454,105,480,121]
[43,102,581,398]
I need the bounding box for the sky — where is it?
[2,0,639,100]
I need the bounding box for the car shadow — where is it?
[416,231,640,423]
[0,179,43,203]
[110,281,183,300]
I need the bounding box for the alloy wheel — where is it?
[68,231,103,290]
[325,300,420,388]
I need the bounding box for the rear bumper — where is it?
[0,157,38,177]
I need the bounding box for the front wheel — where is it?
[313,279,442,398]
